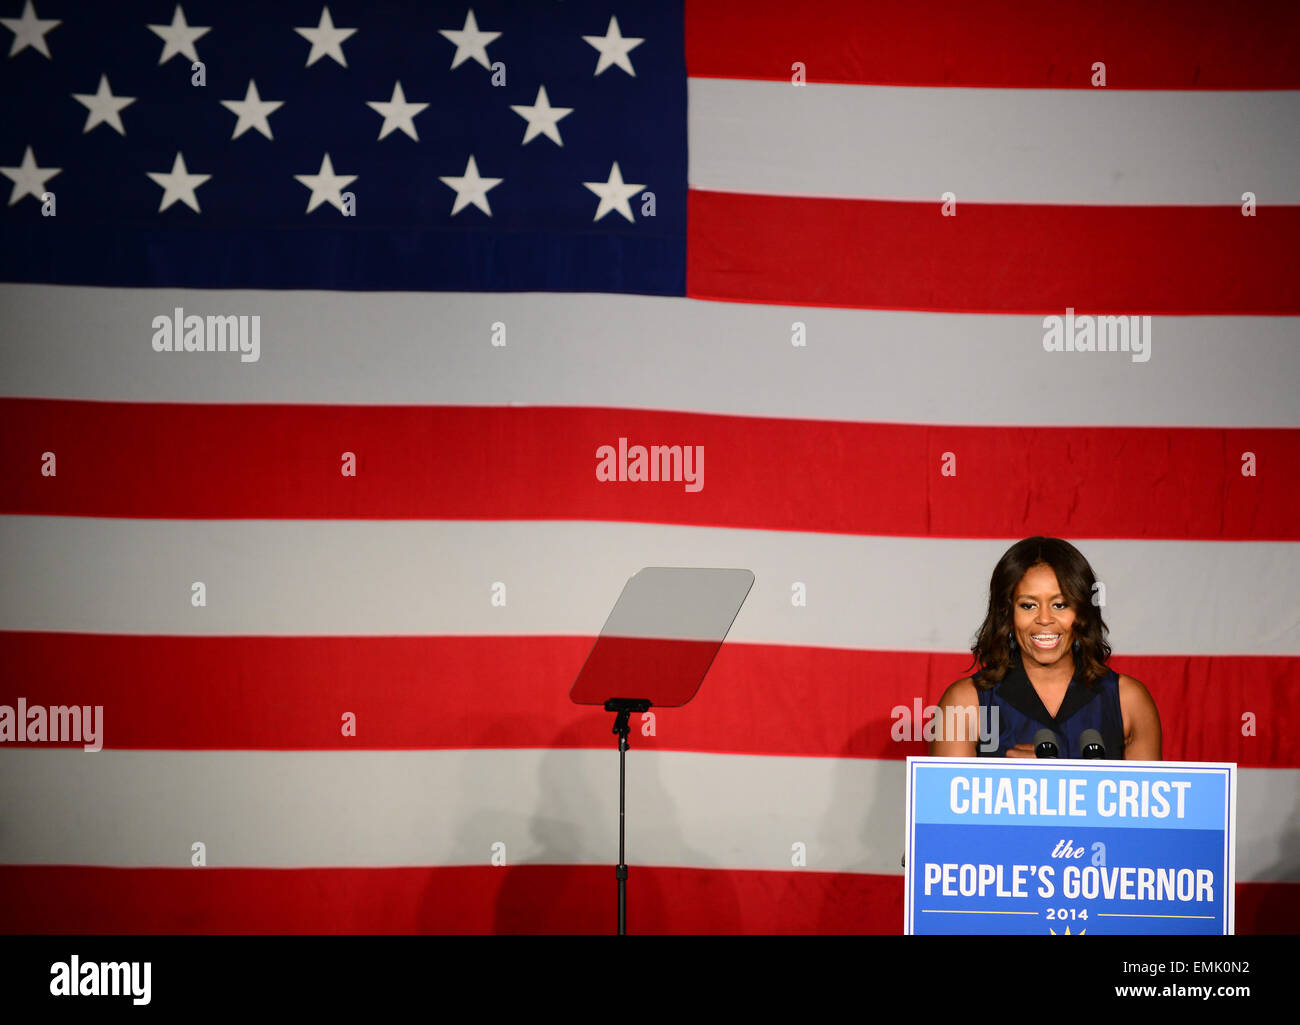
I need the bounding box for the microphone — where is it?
[1033,728,1061,758]
[1079,728,1107,759]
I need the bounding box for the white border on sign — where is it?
[903,756,1237,936]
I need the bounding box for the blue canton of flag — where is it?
[0,1,687,293]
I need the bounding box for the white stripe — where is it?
[0,750,1290,882]
[689,79,1300,204]
[2,517,1296,654]
[2,285,1297,427]
[598,567,754,641]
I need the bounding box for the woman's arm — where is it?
[1119,674,1161,760]
[930,678,980,756]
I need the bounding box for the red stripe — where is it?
[569,636,721,706]
[0,866,898,934]
[688,191,1300,314]
[686,0,1300,89]
[4,634,1294,767]
[3,400,1297,539]
[0,866,1291,934]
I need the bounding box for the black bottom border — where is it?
[0,933,1288,1013]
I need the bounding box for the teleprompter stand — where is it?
[606,697,651,935]
[570,567,754,935]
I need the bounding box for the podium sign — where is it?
[904,757,1236,935]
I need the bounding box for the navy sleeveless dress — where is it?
[976,656,1126,759]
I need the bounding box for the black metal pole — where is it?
[605,698,648,935]
[617,729,628,935]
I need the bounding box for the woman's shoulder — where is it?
[1104,669,1159,721]
[938,676,979,707]
[1115,671,1154,703]
[1098,663,1143,690]
[1088,663,1124,690]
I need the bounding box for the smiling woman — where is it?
[932,536,1162,760]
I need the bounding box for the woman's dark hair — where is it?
[968,536,1111,689]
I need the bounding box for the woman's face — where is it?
[1012,563,1076,668]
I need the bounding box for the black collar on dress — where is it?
[995,654,1100,729]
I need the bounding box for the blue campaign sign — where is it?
[904,757,1236,935]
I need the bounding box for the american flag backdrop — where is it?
[1,0,1298,934]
